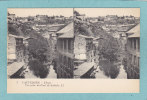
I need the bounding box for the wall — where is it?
[74,35,87,60]
[126,37,140,79]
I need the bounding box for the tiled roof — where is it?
[127,24,140,38]
[8,34,24,39]
[57,22,74,38]
[78,34,94,39]
[74,62,95,76]
[57,22,73,34]
[58,29,74,38]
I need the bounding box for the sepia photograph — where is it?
[7,8,140,79]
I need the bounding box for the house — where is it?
[56,22,74,78]
[124,16,135,20]
[7,34,26,78]
[74,11,86,21]
[56,22,96,78]
[112,32,120,38]
[125,24,140,79]
[7,34,24,63]
[35,15,48,22]
[54,16,65,20]
[16,17,28,23]
[104,15,118,21]
[8,34,17,62]
[88,18,98,23]
[7,13,16,23]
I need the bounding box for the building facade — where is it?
[56,23,96,78]
[125,24,140,79]
[8,34,24,63]
[8,13,16,23]
[56,23,74,78]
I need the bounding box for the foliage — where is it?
[28,60,49,78]
[74,22,93,36]
[98,34,120,62]
[99,60,120,78]
[8,23,22,36]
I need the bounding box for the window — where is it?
[138,57,140,67]
[134,56,136,65]
[64,39,67,52]
[134,38,136,50]
[130,39,133,49]
[68,39,71,53]
[138,38,140,52]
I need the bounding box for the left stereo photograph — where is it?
[7,8,140,79]
[7,8,74,79]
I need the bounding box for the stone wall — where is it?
[74,36,87,60]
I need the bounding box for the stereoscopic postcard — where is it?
[6,7,140,93]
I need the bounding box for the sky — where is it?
[8,8,73,17]
[74,8,140,17]
[8,8,140,17]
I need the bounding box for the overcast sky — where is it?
[74,8,140,17]
[8,8,73,17]
[8,8,140,17]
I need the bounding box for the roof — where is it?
[78,34,94,39]
[48,26,64,32]
[58,22,74,38]
[74,62,95,76]
[57,22,73,34]
[48,30,58,32]
[93,36,104,40]
[127,24,140,38]
[8,34,24,39]
[58,29,74,38]
[77,14,85,16]
[7,62,25,77]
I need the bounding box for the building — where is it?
[125,24,140,79]
[74,11,86,22]
[7,33,27,78]
[8,34,24,63]
[16,17,28,23]
[7,13,16,23]
[104,15,118,21]
[54,16,65,20]
[124,16,135,20]
[35,15,48,22]
[112,32,120,39]
[56,22,96,78]
[56,22,74,78]
[88,18,98,23]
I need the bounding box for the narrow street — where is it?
[24,65,57,79]
[24,66,38,78]
[95,65,127,79]
[47,65,57,78]
[116,65,127,79]
[95,66,109,79]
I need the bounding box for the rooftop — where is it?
[58,29,74,38]
[8,34,24,39]
[127,24,140,38]
[74,62,95,77]
[78,34,94,39]
[57,22,74,38]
